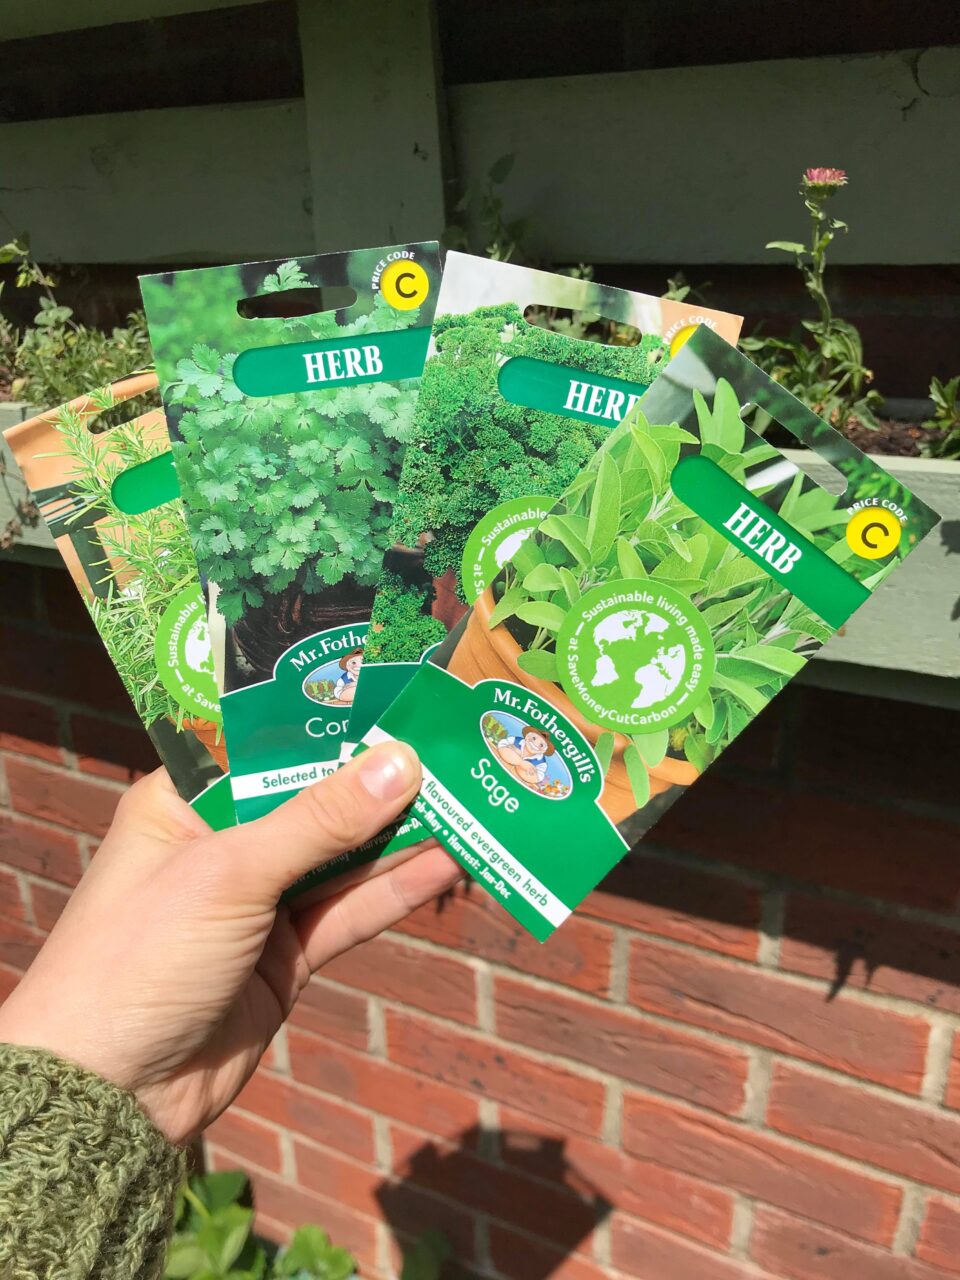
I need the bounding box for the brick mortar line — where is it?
[762,1053,960,1118]
[921,1016,954,1105]
[253,1134,620,1266]
[394,896,960,1034]
[757,888,784,969]
[0,678,146,735]
[291,1007,930,1202]
[647,835,960,935]
[0,801,98,849]
[205,1139,382,1226]
[385,924,960,1031]
[892,1182,928,1256]
[0,748,131,794]
[308,973,951,1128]
[8,867,34,929]
[729,1195,756,1259]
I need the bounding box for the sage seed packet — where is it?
[5,382,235,829]
[345,252,743,762]
[141,245,440,823]
[356,327,940,939]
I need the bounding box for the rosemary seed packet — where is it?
[355,328,940,939]
[4,380,235,829]
[141,245,440,823]
[345,252,743,764]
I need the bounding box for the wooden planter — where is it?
[447,587,698,823]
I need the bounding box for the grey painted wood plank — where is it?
[2,0,267,40]
[0,101,312,263]
[449,47,960,265]
[297,0,447,252]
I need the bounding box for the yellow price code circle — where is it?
[669,324,699,357]
[845,507,902,560]
[380,260,430,311]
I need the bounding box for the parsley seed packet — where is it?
[141,245,440,823]
[355,327,940,939]
[345,253,743,762]
[5,381,235,829]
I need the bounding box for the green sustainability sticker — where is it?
[556,579,715,733]
[154,586,222,723]
[461,496,556,606]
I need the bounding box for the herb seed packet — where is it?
[345,252,743,764]
[4,379,235,829]
[355,327,940,940]
[141,245,440,823]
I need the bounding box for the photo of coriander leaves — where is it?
[446,379,839,830]
[146,258,425,683]
[370,301,670,661]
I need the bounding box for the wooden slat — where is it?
[297,0,447,252]
[2,0,268,41]
[448,46,960,265]
[0,101,312,263]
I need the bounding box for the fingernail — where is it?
[357,742,420,802]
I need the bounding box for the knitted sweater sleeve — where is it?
[0,1043,186,1280]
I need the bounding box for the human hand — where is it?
[0,743,458,1146]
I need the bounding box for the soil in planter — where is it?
[229,575,376,687]
[766,415,936,457]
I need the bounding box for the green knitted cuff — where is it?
[0,1043,186,1280]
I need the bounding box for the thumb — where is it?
[207,741,421,905]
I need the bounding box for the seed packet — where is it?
[141,245,440,823]
[345,252,743,766]
[355,327,940,939]
[4,378,235,829]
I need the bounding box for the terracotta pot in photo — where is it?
[447,587,698,823]
[182,717,229,772]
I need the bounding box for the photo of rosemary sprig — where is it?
[47,385,201,729]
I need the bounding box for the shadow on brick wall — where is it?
[376,1125,610,1276]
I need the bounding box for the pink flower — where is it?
[803,167,848,191]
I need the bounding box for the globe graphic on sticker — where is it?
[590,609,685,710]
[184,615,214,678]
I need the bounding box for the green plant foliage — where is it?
[491,389,834,798]
[365,569,446,662]
[158,261,422,626]
[920,375,960,459]
[741,170,881,430]
[399,1230,451,1280]
[0,237,152,413]
[165,1172,448,1280]
[391,301,670,619]
[50,389,197,728]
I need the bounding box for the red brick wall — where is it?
[2,559,960,1279]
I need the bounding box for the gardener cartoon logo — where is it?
[480,710,573,800]
[154,586,221,723]
[302,647,364,706]
[557,579,715,733]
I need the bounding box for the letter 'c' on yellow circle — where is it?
[380,261,430,310]
[845,507,902,559]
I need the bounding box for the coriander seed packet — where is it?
[356,327,940,940]
[345,251,743,764]
[141,245,440,823]
[5,377,235,829]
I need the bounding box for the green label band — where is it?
[498,356,650,426]
[671,454,869,629]
[232,325,431,397]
